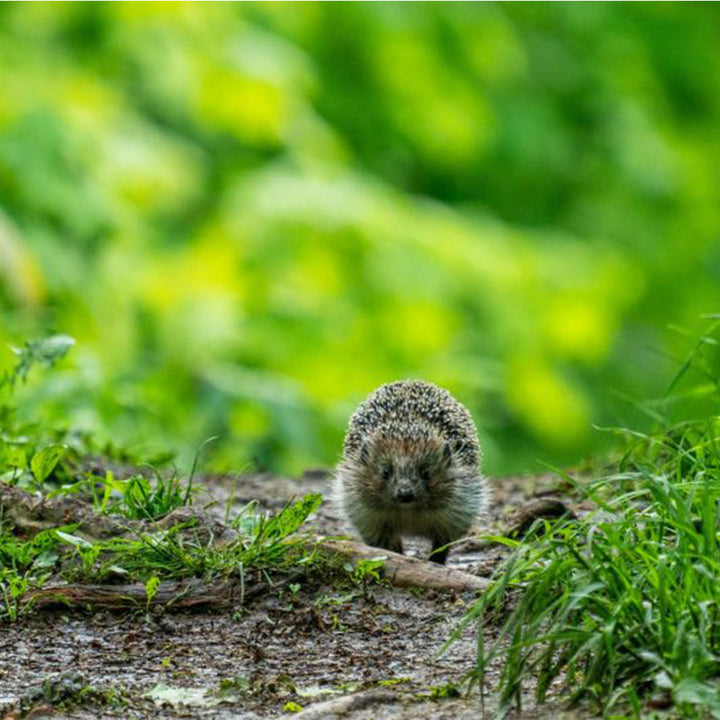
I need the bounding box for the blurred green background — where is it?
[1,2,719,475]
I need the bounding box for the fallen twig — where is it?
[24,579,241,611]
[318,539,488,593]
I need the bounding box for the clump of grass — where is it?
[55,493,322,585]
[79,470,193,521]
[110,436,216,519]
[1,493,321,621]
[447,323,720,718]
[1,335,325,621]
[117,473,189,520]
[47,436,219,520]
[0,527,62,621]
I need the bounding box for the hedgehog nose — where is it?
[396,488,415,504]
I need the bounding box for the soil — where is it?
[0,470,591,720]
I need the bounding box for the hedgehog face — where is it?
[356,432,454,509]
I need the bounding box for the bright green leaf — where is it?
[30,444,68,484]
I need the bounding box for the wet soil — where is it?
[0,471,589,720]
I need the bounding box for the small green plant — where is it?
[445,322,720,718]
[120,473,188,520]
[49,468,195,520]
[346,556,385,587]
[144,575,160,611]
[117,437,216,520]
[30,444,68,486]
[0,568,30,622]
[235,493,322,571]
[0,335,75,392]
[447,424,720,717]
[0,525,62,622]
[1,335,76,488]
[46,494,322,589]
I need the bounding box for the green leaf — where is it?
[30,444,67,483]
[3,445,27,470]
[145,575,160,603]
[33,550,59,569]
[7,335,76,388]
[266,493,322,539]
[55,530,93,549]
[106,565,129,576]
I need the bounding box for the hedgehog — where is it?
[334,380,487,564]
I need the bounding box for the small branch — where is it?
[319,539,488,593]
[24,579,241,611]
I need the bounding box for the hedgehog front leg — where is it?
[429,537,450,565]
[364,527,403,555]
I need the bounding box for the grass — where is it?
[0,492,322,621]
[51,469,196,521]
[0,335,327,622]
[446,322,720,719]
[8,327,720,718]
[62,492,322,583]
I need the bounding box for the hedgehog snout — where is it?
[395,485,415,504]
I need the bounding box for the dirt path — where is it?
[0,470,585,720]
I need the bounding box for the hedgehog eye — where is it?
[418,465,431,483]
[381,463,393,481]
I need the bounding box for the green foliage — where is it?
[0,490,320,623]
[117,474,189,520]
[1,5,718,473]
[455,444,720,717]
[48,469,193,520]
[0,334,81,489]
[50,493,321,586]
[0,335,75,392]
[0,526,58,569]
[16,673,126,713]
[0,527,61,622]
[0,569,29,623]
[236,493,322,570]
[30,444,68,484]
[346,557,386,587]
[144,575,160,611]
[0,335,323,621]
[446,327,720,718]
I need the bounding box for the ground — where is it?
[0,470,589,720]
